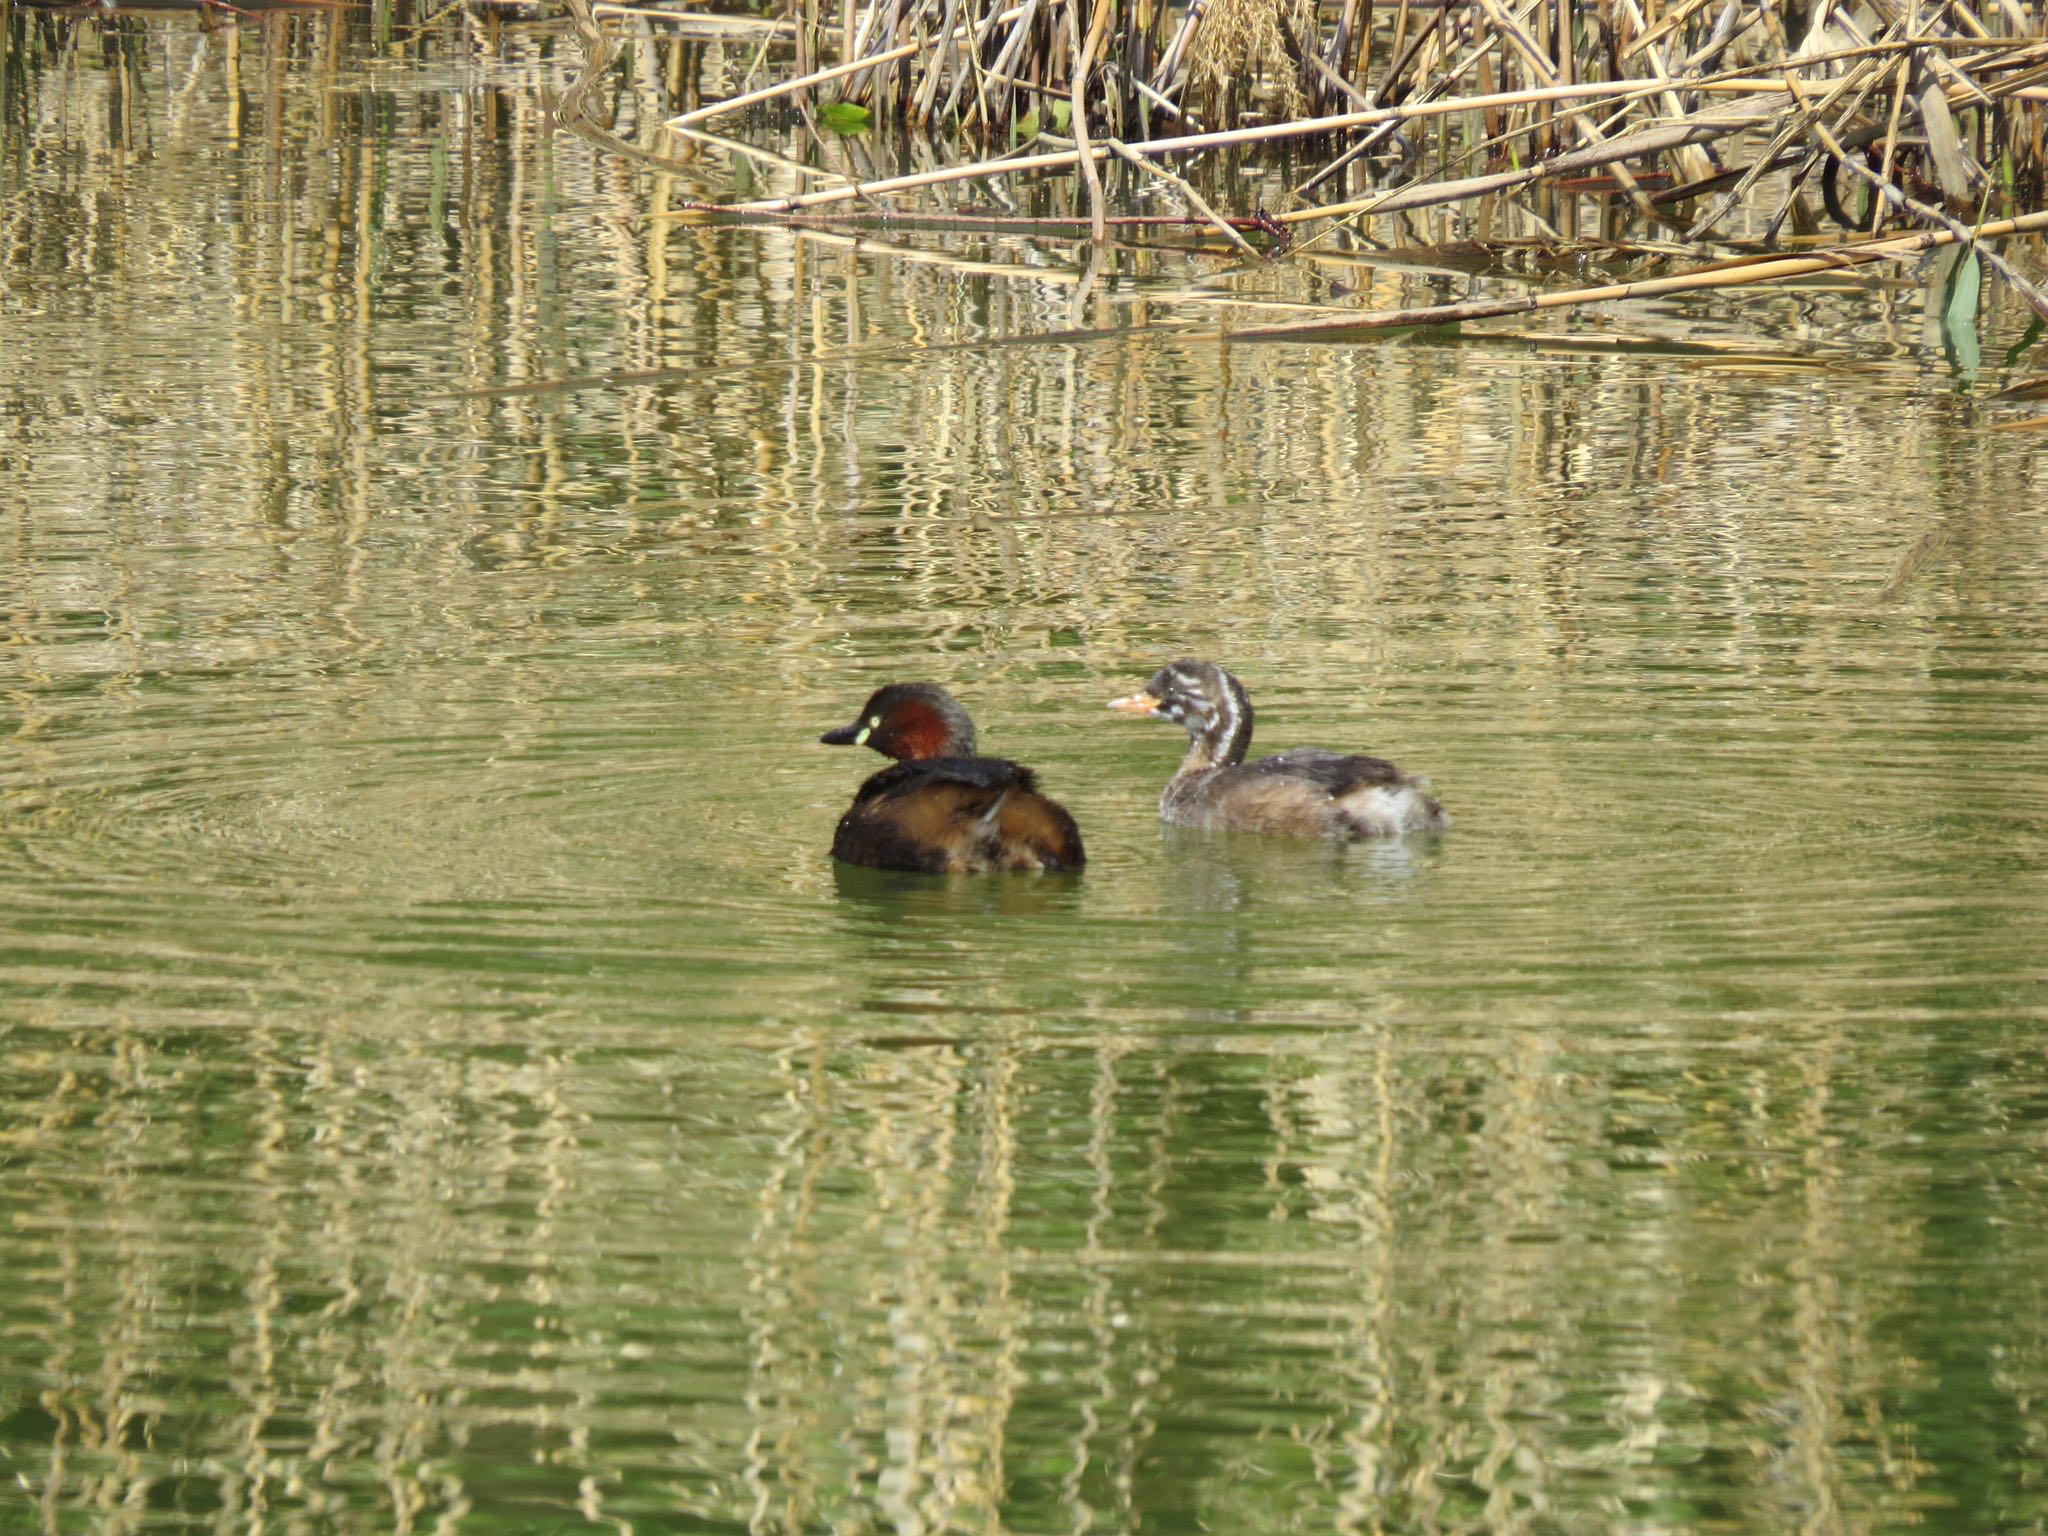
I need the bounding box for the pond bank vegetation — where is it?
[549,0,2048,345]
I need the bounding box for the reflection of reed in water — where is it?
[8,975,2045,1530]
[733,1024,1643,1528]
[10,1022,648,1529]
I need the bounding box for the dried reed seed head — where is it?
[1181,0,1317,122]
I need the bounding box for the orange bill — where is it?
[1107,691,1163,714]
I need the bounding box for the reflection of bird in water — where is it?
[819,682,1086,875]
[1110,660,1448,839]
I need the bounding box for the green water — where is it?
[4,11,2048,1534]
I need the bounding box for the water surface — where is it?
[4,12,2048,1534]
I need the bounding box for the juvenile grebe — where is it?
[1109,661,1446,838]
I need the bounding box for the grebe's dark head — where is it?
[821,682,977,760]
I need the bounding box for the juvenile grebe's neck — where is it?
[1172,669,1254,779]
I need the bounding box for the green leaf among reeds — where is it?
[1939,248,1982,376]
[819,101,873,135]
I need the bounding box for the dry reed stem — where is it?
[1469,0,1661,219]
[1226,206,2048,337]
[674,41,921,123]
[671,123,858,179]
[1103,135,1263,253]
[728,75,1751,211]
[1282,89,1790,226]
[1071,0,1115,241]
[1680,52,1892,240]
[592,3,794,30]
[1782,69,2048,318]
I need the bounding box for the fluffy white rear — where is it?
[1341,782,1449,836]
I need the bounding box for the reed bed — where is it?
[559,0,2048,328]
